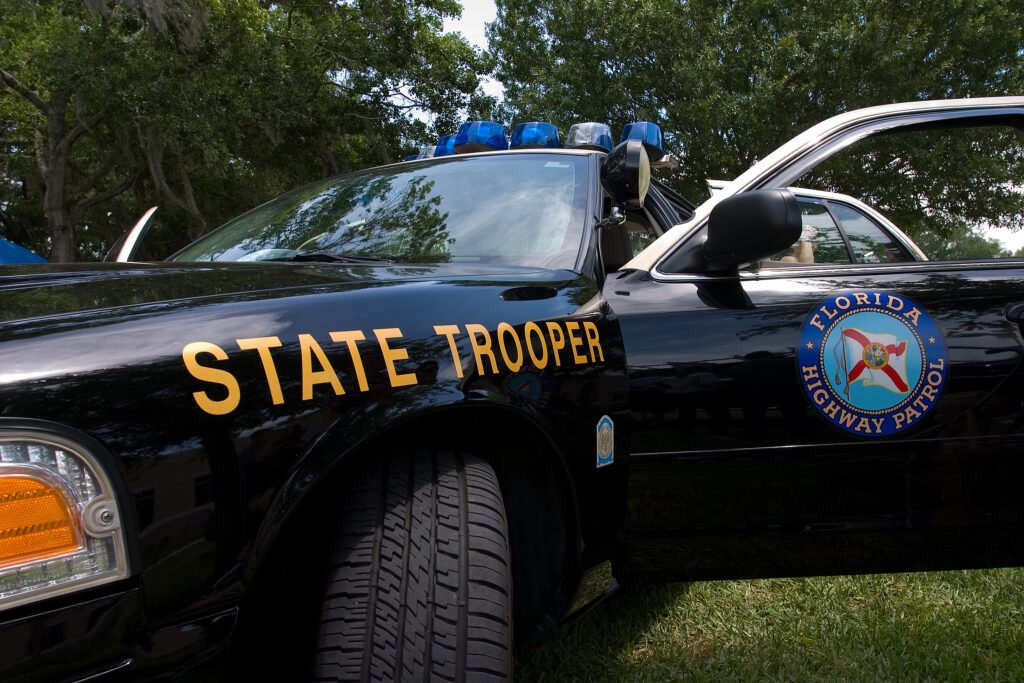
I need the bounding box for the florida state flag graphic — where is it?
[832,327,909,396]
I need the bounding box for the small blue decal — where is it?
[798,291,947,436]
[596,415,614,467]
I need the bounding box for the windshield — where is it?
[172,153,592,269]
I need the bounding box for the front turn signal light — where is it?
[0,431,129,610]
[0,474,84,568]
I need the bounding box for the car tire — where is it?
[314,449,513,682]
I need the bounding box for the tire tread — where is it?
[314,450,511,682]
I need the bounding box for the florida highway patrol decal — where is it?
[798,291,947,436]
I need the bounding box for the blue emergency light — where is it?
[454,120,508,153]
[620,121,665,153]
[403,155,421,161]
[565,122,613,151]
[510,122,561,149]
[434,134,457,157]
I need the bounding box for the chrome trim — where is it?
[649,257,1024,284]
[628,96,1024,274]
[116,206,158,263]
[0,431,130,611]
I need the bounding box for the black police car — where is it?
[1,97,1022,681]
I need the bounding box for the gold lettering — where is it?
[566,322,587,364]
[524,322,549,369]
[183,342,240,415]
[237,336,284,405]
[374,328,418,388]
[329,330,370,391]
[583,322,604,362]
[808,314,825,331]
[546,322,566,367]
[853,292,870,306]
[497,322,523,372]
[300,334,345,399]
[466,324,498,375]
[902,307,922,327]
[433,324,464,379]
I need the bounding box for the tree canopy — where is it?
[3,0,1024,261]
[488,0,1024,250]
[0,0,482,260]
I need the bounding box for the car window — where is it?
[829,202,911,263]
[766,198,850,265]
[172,154,591,269]
[797,125,1024,261]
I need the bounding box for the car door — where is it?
[611,98,1024,582]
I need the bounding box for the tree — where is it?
[0,0,482,261]
[488,0,1024,243]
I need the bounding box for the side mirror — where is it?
[601,139,650,208]
[703,189,802,271]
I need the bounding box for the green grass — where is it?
[515,569,1024,681]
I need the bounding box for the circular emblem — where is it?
[596,415,614,467]
[797,291,947,436]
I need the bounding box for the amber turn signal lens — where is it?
[0,475,83,569]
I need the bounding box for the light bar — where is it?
[511,122,561,149]
[453,120,508,153]
[566,122,613,151]
[620,121,665,155]
[434,134,457,157]
[0,432,129,611]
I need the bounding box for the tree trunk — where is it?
[41,95,75,262]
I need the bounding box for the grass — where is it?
[515,568,1024,681]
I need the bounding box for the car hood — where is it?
[0,260,582,324]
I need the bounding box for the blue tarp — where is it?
[0,238,47,264]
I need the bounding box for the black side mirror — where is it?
[601,139,650,208]
[703,189,802,271]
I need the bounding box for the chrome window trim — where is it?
[629,96,1024,275]
[647,256,1024,284]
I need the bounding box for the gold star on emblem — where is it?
[806,341,814,350]
[928,336,936,344]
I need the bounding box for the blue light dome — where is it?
[620,121,665,155]
[566,122,613,151]
[453,120,508,153]
[511,122,561,149]
[433,134,457,157]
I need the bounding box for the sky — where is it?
[443,0,504,99]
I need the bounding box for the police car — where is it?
[1,97,1022,681]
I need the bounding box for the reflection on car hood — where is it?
[0,261,581,324]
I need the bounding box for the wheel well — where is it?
[233,405,580,672]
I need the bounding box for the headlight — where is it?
[0,431,129,610]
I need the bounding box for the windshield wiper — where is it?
[273,251,394,264]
